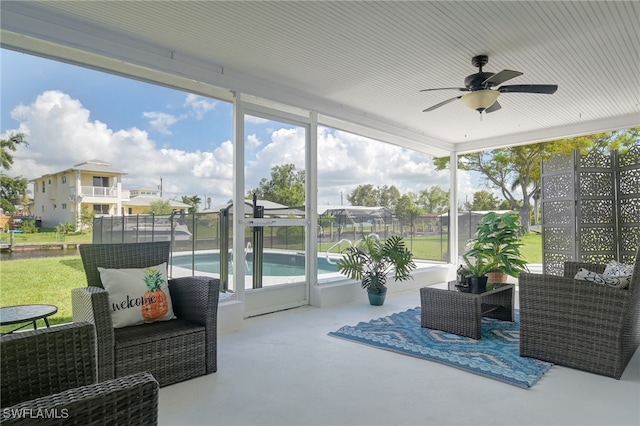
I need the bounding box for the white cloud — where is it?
[184,94,216,119]
[142,111,181,135]
[239,124,485,207]
[5,90,487,211]
[246,134,262,150]
[5,90,234,206]
[315,128,452,205]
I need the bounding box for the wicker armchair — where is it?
[1,322,158,425]
[519,252,640,379]
[72,241,220,387]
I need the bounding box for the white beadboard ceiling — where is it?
[1,1,639,156]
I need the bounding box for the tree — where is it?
[1,133,30,214]
[319,211,335,228]
[346,184,400,209]
[248,164,305,207]
[80,205,96,232]
[434,129,639,231]
[1,133,27,170]
[346,184,378,207]
[146,199,173,214]
[181,195,201,214]
[378,185,401,209]
[465,190,499,211]
[394,193,424,235]
[418,185,449,213]
[498,199,512,210]
[394,193,424,219]
[0,175,29,213]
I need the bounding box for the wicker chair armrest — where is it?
[519,272,629,322]
[71,287,115,382]
[169,276,220,374]
[1,372,159,426]
[169,276,220,326]
[563,261,606,278]
[1,323,96,408]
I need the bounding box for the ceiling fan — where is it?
[421,55,558,114]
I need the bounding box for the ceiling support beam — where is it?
[456,113,640,154]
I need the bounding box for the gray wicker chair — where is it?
[1,322,158,425]
[519,251,640,379]
[72,241,220,387]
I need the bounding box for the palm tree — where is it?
[181,195,202,214]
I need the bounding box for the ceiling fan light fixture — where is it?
[461,90,500,112]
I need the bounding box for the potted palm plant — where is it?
[337,235,416,305]
[465,212,528,282]
[459,251,498,293]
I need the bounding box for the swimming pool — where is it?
[171,251,339,277]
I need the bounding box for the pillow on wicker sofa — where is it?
[574,268,631,289]
[603,260,634,278]
[98,262,176,328]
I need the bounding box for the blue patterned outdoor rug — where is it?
[329,308,552,389]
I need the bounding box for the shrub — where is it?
[56,222,75,234]
[20,220,38,234]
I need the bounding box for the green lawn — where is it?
[8,231,92,244]
[0,255,85,333]
[319,232,542,264]
[519,233,543,264]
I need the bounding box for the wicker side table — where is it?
[420,282,514,339]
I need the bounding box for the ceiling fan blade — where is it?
[422,96,462,112]
[485,101,502,113]
[420,87,469,92]
[499,84,558,94]
[482,69,523,86]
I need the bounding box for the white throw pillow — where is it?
[574,268,630,289]
[603,260,634,278]
[98,262,176,328]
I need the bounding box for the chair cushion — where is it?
[114,319,205,348]
[574,268,631,289]
[98,262,176,328]
[113,319,207,386]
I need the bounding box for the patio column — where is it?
[307,111,318,289]
[449,152,458,264]
[232,91,246,302]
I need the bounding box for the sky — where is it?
[1,48,480,210]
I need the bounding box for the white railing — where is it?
[325,234,381,264]
[325,239,353,264]
[80,186,117,198]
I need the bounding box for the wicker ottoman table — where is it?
[420,281,514,339]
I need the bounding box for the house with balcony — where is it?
[31,160,190,230]
[31,159,126,230]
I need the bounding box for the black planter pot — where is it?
[469,276,488,294]
[367,286,387,306]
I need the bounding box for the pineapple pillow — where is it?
[98,262,176,328]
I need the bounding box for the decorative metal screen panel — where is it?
[617,145,640,264]
[541,153,577,275]
[542,145,640,275]
[577,149,616,264]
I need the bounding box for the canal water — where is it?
[0,247,80,261]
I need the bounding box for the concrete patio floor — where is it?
[158,287,640,426]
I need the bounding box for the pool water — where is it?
[171,251,339,276]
